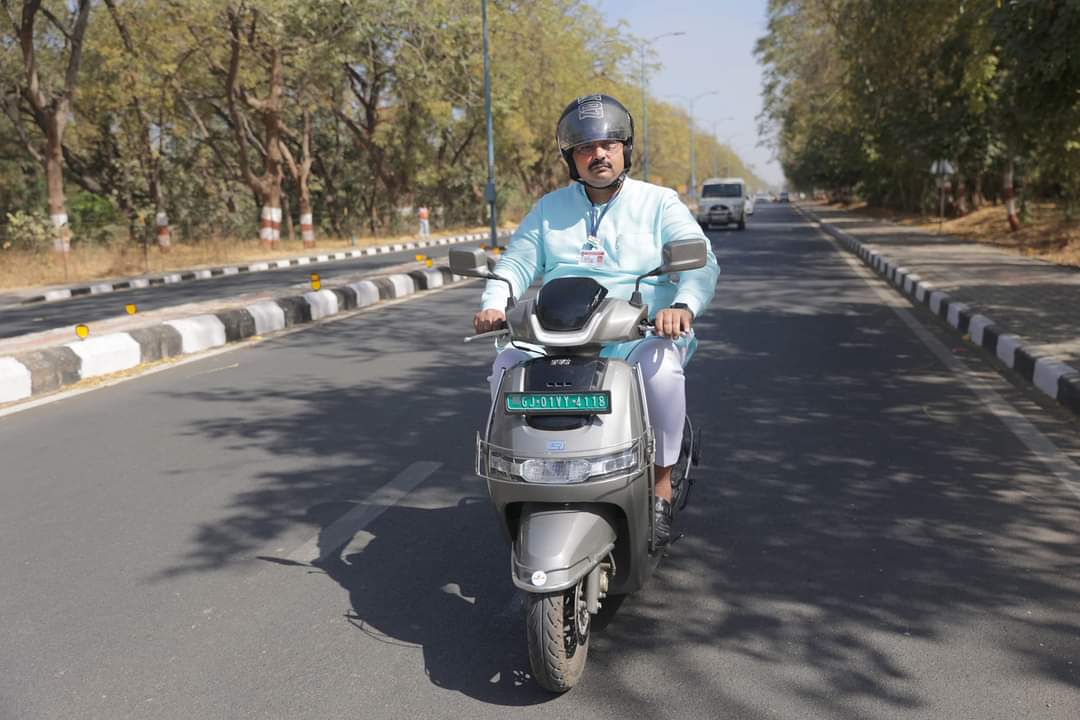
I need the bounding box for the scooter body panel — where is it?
[483,355,662,596]
[511,503,617,593]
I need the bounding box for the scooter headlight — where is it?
[520,458,592,484]
[486,444,641,484]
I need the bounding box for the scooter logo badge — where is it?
[547,441,565,451]
[531,571,548,587]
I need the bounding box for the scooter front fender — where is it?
[511,503,618,594]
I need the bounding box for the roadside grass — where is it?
[830,201,1080,268]
[0,225,498,291]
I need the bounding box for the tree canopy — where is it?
[1,0,765,249]
[756,0,1080,218]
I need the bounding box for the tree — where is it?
[3,0,93,253]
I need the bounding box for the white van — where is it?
[696,177,747,230]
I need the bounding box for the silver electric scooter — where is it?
[451,238,708,692]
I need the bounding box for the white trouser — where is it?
[488,337,687,467]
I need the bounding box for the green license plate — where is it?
[505,391,612,414]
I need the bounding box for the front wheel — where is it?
[737,216,747,230]
[525,581,590,692]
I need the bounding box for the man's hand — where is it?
[473,308,507,334]
[654,307,693,339]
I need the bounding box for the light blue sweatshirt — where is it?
[480,178,720,319]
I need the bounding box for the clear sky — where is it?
[590,0,784,188]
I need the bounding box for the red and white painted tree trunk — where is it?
[300,197,315,248]
[260,205,282,248]
[155,211,171,252]
[1004,157,1020,232]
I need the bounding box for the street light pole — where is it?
[639,42,647,180]
[714,130,742,178]
[687,91,719,205]
[636,31,684,183]
[482,0,498,248]
[689,98,696,201]
[710,116,734,176]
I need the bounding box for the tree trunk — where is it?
[151,154,170,252]
[283,192,295,243]
[1004,157,1020,232]
[282,110,315,247]
[44,113,70,254]
[155,210,171,252]
[16,1,92,259]
[368,198,378,235]
[300,195,314,248]
[225,12,284,250]
[259,202,281,249]
[956,176,968,216]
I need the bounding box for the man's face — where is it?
[572,139,625,186]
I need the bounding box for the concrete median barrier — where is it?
[128,325,184,362]
[0,357,32,403]
[0,262,477,407]
[18,347,81,395]
[214,308,258,343]
[302,290,340,320]
[245,302,287,335]
[331,287,356,311]
[348,281,381,308]
[384,274,416,298]
[12,228,511,308]
[165,316,228,354]
[64,334,142,378]
[799,204,1080,419]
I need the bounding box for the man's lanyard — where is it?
[585,188,621,247]
[586,203,612,247]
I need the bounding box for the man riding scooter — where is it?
[473,93,719,547]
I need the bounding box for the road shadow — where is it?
[310,491,552,705]
[157,239,1080,714]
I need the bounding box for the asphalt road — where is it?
[1,204,1078,719]
[0,242,482,340]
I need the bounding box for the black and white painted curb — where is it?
[0,266,466,405]
[801,207,1080,419]
[17,230,508,305]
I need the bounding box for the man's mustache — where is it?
[589,159,612,171]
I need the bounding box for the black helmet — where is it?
[556,94,634,186]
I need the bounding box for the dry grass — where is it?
[0,225,497,291]
[829,201,1080,268]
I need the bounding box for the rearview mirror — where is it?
[659,238,708,274]
[448,247,492,278]
[630,237,709,307]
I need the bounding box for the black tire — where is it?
[525,584,589,692]
[737,216,746,230]
[698,221,709,231]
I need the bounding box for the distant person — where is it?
[418,206,430,237]
[471,93,720,546]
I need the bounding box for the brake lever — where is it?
[639,321,689,339]
[464,328,511,343]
